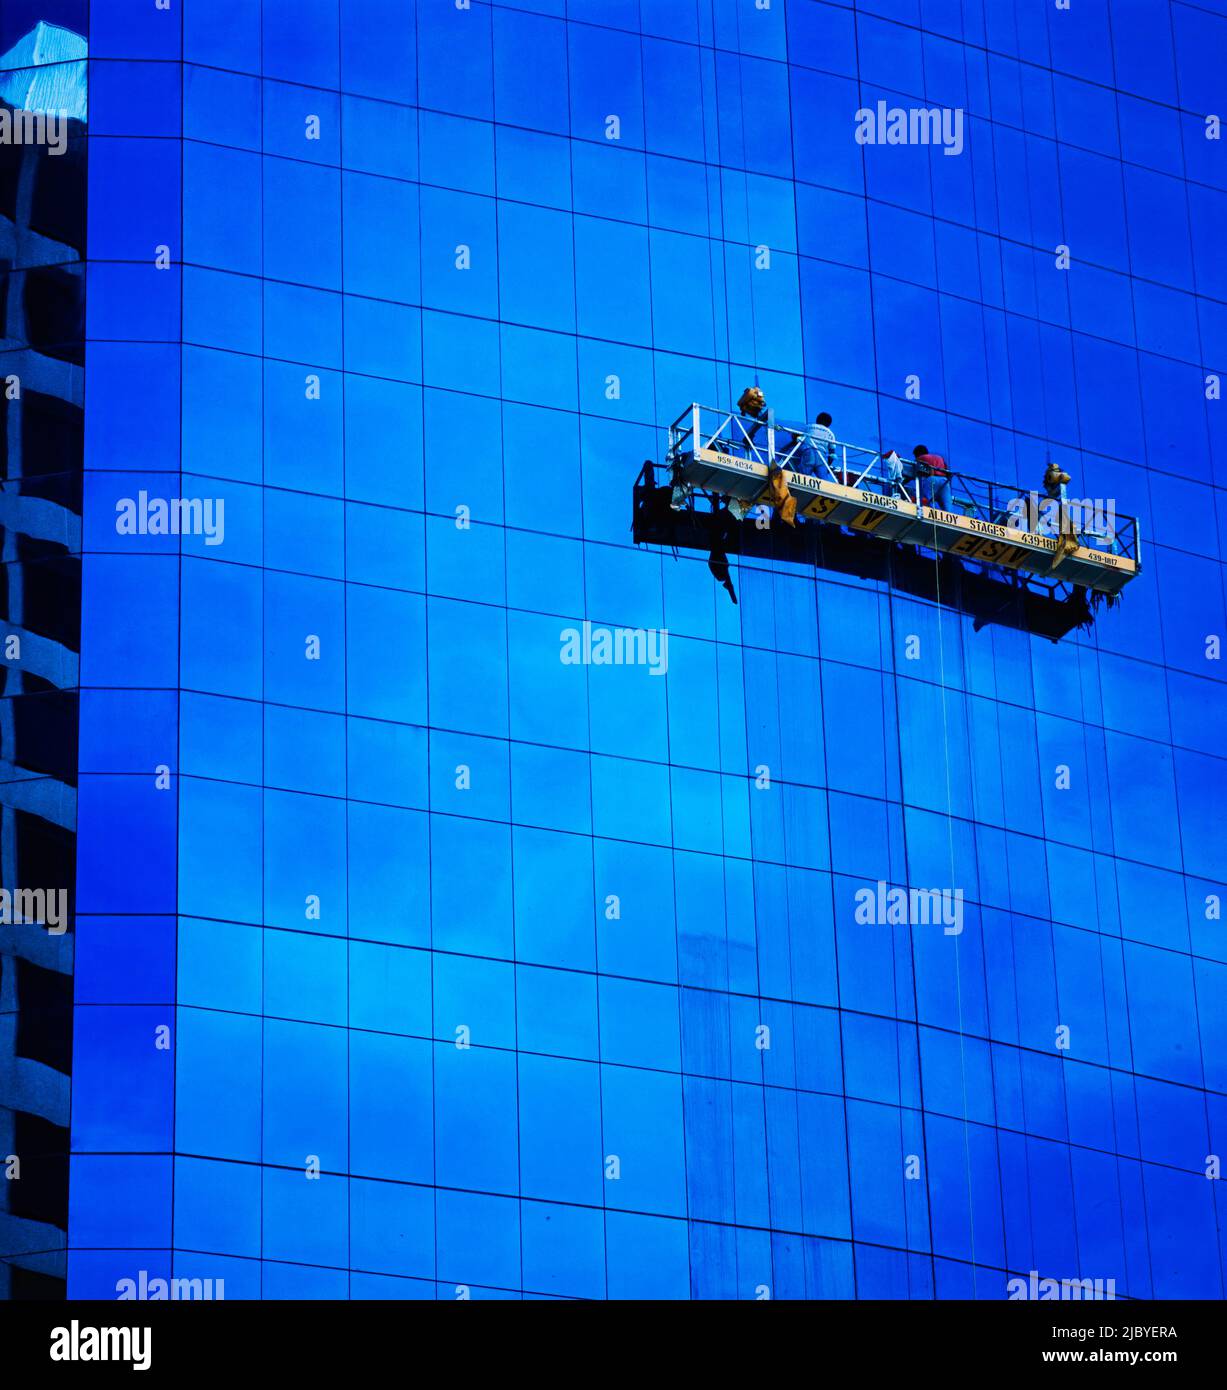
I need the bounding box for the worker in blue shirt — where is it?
[805,412,837,476]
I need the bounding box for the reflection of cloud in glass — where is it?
[0,22,87,120]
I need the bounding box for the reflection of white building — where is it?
[0,22,87,121]
[0,20,86,1301]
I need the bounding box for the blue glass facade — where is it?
[53,0,1227,1300]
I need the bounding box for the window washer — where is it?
[1044,461,1079,563]
[1044,460,1069,505]
[736,387,797,525]
[737,385,772,460]
[881,447,907,496]
[806,411,837,477]
[914,444,952,512]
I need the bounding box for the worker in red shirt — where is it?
[913,444,952,512]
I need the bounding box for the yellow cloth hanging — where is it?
[768,466,797,527]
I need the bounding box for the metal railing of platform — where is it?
[665,403,1139,563]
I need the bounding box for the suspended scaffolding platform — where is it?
[654,404,1140,598]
